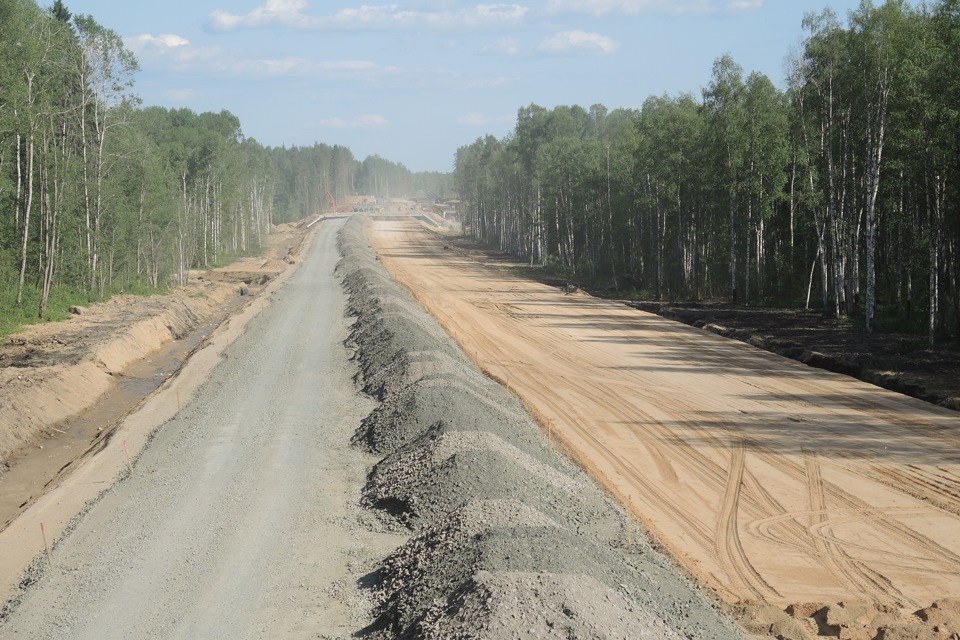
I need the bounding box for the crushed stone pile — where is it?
[422,571,686,640]
[336,216,746,640]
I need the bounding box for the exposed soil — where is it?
[443,235,960,415]
[0,212,743,639]
[338,216,743,639]
[2,208,958,640]
[620,301,960,413]
[369,217,960,640]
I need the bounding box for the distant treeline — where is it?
[455,0,959,342]
[0,0,451,327]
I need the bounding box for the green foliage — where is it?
[455,0,960,340]
[1,281,86,338]
[268,143,357,223]
[0,0,453,339]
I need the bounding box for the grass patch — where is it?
[0,280,169,343]
[0,285,84,341]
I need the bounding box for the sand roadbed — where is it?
[369,217,960,640]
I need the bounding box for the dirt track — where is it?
[369,220,960,635]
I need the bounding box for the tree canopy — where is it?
[0,0,449,331]
[455,0,959,343]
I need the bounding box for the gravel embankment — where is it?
[337,216,745,640]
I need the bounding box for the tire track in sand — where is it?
[802,450,906,604]
[715,438,780,601]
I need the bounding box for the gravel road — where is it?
[0,219,405,639]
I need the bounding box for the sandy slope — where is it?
[369,220,960,631]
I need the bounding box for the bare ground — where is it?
[0,217,407,638]
[0,208,960,640]
[621,301,960,413]
[1,212,744,640]
[369,218,960,640]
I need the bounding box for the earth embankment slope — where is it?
[0,284,235,463]
[368,218,960,639]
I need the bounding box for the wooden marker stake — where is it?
[176,390,181,412]
[547,419,553,451]
[505,377,510,399]
[40,523,53,568]
[123,440,133,474]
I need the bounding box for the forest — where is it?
[0,0,449,333]
[454,0,959,343]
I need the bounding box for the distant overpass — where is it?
[306,211,442,229]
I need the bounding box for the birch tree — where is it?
[73,14,139,294]
[848,0,908,334]
[703,54,746,303]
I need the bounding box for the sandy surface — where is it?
[368,219,960,634]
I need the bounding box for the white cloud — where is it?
[126,33,224,67]
[209,1,528,32]
[545,0,716,16]
[126,33,190,51]
[539,30,620,55]
[208,0,307,30]
[127,34,399,80]
[317,114,388,128]
[482,37,523,55]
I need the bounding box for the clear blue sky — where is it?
[61,0,871,172]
